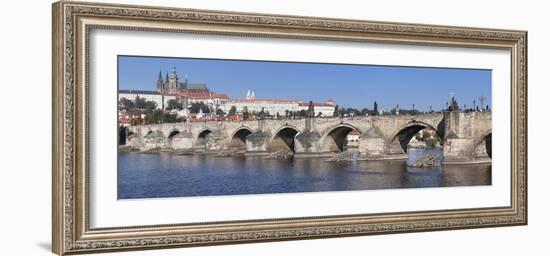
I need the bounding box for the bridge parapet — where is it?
[123,111,491,164]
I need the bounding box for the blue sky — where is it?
[118,55,491,111]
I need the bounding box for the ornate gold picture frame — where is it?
[52,1,527,255]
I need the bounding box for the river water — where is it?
[118,149,491,199]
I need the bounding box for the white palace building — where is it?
[226,90,335,117]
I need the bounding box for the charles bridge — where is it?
[123,111,492,164]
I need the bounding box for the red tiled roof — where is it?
[349,130,361,135]
[230,99,299,103]
[298,102,335,107]
[176,91,229,99]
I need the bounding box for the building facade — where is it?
[226,91,336,117]
[346,130,361,149]
[297,98,336,117]
[176,91,230,111]
[156,66,209,94]
[227,99,301,116]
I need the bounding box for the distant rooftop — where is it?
[298,102,334,107]
[119,89,159,95]
[349,130,361,136]
[176,91,229,99]
[230,99,300,103]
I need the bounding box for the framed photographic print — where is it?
[52,1,527,255]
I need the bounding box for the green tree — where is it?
[373,101,379,116]
[228,106,237,115]
[134,96,146,109]
[129,95,157,114]
[345,108,360,116]
[190,102,210,114]
[167,99,182,110]
[163,113,178,123]
[215,108,226,116]
[118,98,134,111]
[145,109,163,124]
[258,107,266,119]
[144,101,157,113]
[333,105,339,117]
[242,106,249,120]
[146,109,178,124]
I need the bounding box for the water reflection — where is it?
[118,152,491,199]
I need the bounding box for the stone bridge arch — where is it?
[228,126,254,149]
[124,126,142,149]
[167,128,180,138]
[124,127,136,137]
[472,130,492,159]
[268,125,301,152]
[197,129,213,139]
[390,121,443,153]
[319,123,362,152]
[166,128,181,145]
[194,128,214,149]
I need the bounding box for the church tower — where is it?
[246,89,256,100]
[167,66,179,93]
[164,71,169,91]
[156,70,164,93]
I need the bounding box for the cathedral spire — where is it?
[156,70,164,93]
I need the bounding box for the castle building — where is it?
[156,66,209,94]
[119,68,337,116]
[119,66,215,110]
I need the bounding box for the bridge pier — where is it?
[170,131,193,150]
[357,127,385,160]
[441,111,492,164]
[357,127,407,160]
[245,130,271,156]
[443,138,477,164]
[203,130,227,151]
[126,134,142,149]
[294,130,324,157]
[141,130,164,150]
[294,114,322,157]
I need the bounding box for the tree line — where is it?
[120,96,491,125]
[118,96,178,124]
